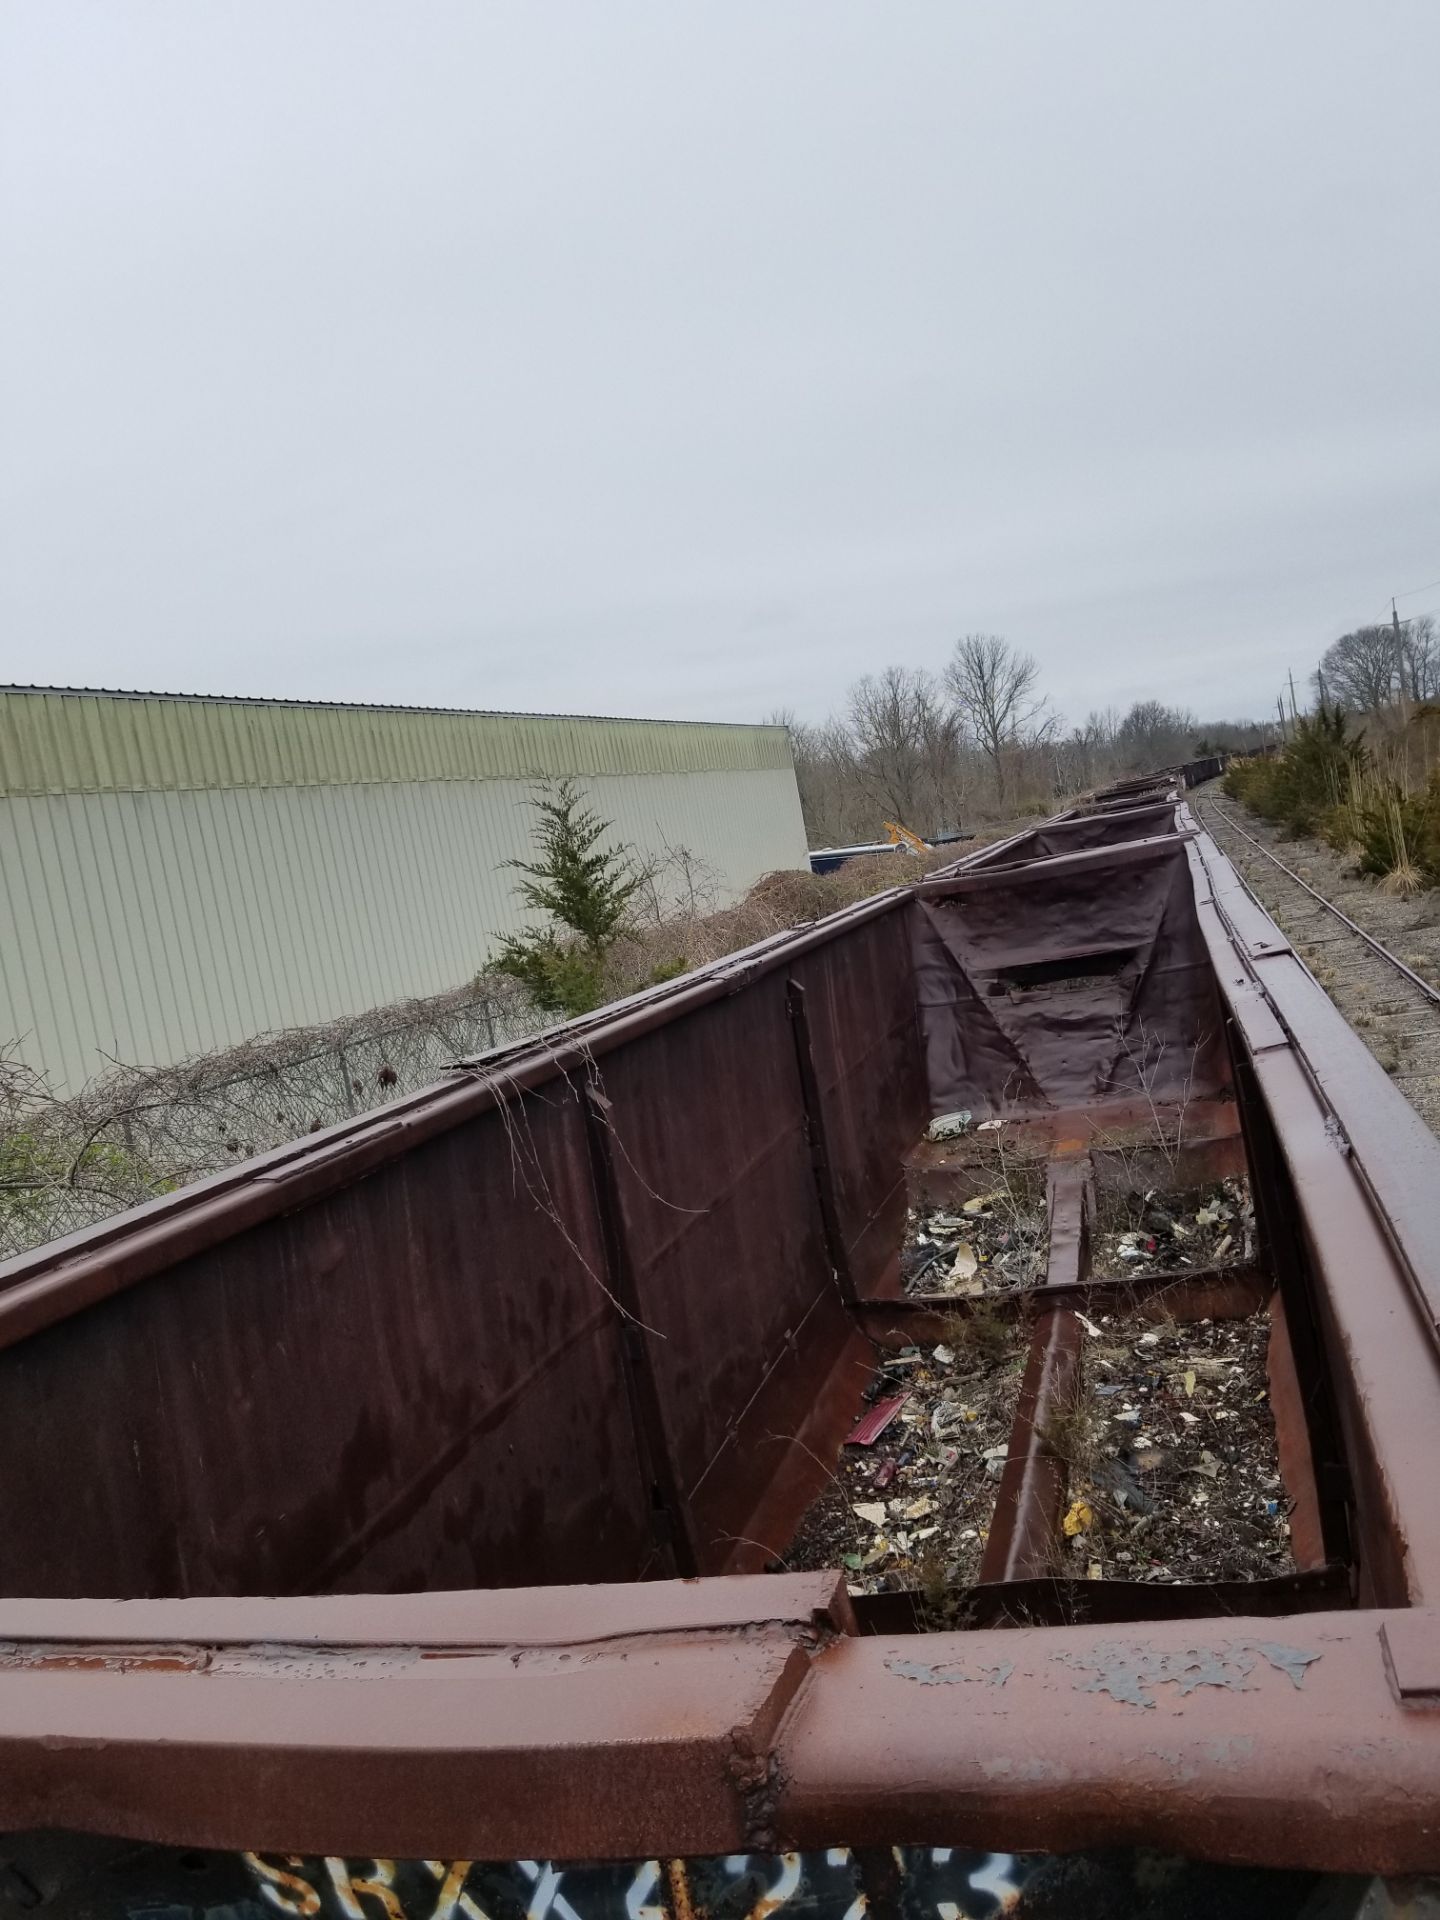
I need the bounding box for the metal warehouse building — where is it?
[0,687,809,1094]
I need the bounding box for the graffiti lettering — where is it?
[243,1855,322,1918]
[422,1861,488,1920]
[240,1849,1028,1920]
[326,1859,406,1920]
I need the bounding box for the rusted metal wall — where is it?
[0,899,927,1600]
[912,840,1229,1114]
[9,793,1440,1881]
[789,908,926,1289]
[1019,801,1178,859]
[0,1088,656,1597]
[597,980,841,1571]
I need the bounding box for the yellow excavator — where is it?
[883,820,931,854]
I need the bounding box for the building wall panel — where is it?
[0,766,808,1090]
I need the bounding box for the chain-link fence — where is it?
[0,976,543,1260]
[0,845,984,1264]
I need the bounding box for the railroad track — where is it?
[1195,787,1440,1137]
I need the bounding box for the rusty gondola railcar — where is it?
[1,784,1438,1918]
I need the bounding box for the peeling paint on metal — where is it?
[1061,1642,1320,1709]
[883,1655,1014,1688]
[1252,1641,1324,1690]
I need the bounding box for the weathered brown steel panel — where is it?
[594,977,847,1569]
[1002,801,1178,861]
[787,908,929,1295]
[778,1614,1440,1873]
[914,841,1227,1113]
[1189,828,1440,1605]
[7,776,1440,1879]
[0,1091,655,1597]
[3,1589,1440,1873]
[0,1576,850,1861]
[978,1305,1083,1583]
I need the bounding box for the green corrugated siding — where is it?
[0,769,810,1092]
[0,688,794,795]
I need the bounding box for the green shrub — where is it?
[492,929,608,1017]
[492,781,644,1019]
[1350,788,1428,883]
[1223,707,1364,838]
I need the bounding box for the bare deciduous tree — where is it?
[775,646,1266,848]
[1114,699,1197,771]
[1315,626,1403,715]
[1401,615,1439,704]
[944,634,1052,804]
[846,667,961,832]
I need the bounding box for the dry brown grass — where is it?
[601,834,1021,995]
[1380,861,1426,898]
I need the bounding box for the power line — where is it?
[1393,574,1440,601]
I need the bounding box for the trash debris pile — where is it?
[924,1111,1012,1144]
[784,1332,1025,1597]
[1091,1176,1255,1279]
[901,1189,1049,1296]
[1061,1308,1294,1583]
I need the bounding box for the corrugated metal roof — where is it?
[0,687,794,795]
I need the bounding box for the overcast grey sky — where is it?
[3,4,1438,729]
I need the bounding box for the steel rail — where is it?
[1201,795,1440,1010]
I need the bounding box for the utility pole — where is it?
[1288,669,1299,722]
[1393,598,1410,720]
[1276,693,1288,742]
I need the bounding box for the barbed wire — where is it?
[0,976,542,1260]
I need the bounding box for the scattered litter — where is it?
[785,1331,1025,1597]
[902,1200,1047,1296]
[1091,1177,1256,1280]
[949,1241,979,1283]
[976,1119,1004,1133]
[845,1394,908,1447]
[1077,1311,1103,1338]
[1063,1498,1094,1537]
[926,1111,973,1142]
[1068,1307,1294,1583]
[902,1128,1051,1297]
